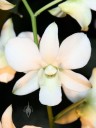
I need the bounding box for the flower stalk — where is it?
[54,98,86,121]
[22,0,38,45]
[47,106,54,128]
[34,0,63,17]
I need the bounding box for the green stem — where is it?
[35,0,63,17]
[54,98,85,121]
[47,106,54,128]
[22,0,38,45]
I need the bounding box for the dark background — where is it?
[0,0,96,127]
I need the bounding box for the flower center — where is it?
[44,65,57,76]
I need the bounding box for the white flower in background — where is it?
[0,0,15,10]
[5,22,91,106]
[23,126,42,128]
[0,18,16,83]
[49,0,96,31]
[0,105,42,128]
[55,68,96,128]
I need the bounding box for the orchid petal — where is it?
[57,33,91,69]
[0,66,15,83]
[0,50,8,68]
[1,105,16,128]
[39,70,62,106]
[22,125,42,128]
[0,18,16,47]
[86,89,96,106]
[55,108,79,124]
[59,1,91,31]
[0,0,15,10]
[5,37,41,72]
[49,6,66,18]
[80,117,95,128]
[60,70,91,102]
[0,122,2,128]
[78,102,96,128]
[83,0,96,11]
[18,32,40,41]
[89,68,96,88]
[13,71,39,95]
[40,22,59,64]
[0,19,15,70]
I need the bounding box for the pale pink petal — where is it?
[0,50,8,68]
[22,125,42,128]
[0,73,14,83]
[1,18,16,47]
[79,105,96,128]
[5,37,42,72]
[39,70,62,106]
[60,70,91,102]
[40,22,59,64]
[0,0,15,10]
[89,68,96,88]
[1,105,16,128]
[13,71,39,95]
[49,6,66,17]
[80,117,95,128]
[83,0,96,10]
[18,32,40,41]
[0,18,16,69]
[59,1,91,31]
[55,108,79,124]
[0,122,2,128]
[0,66,16,83]
[57,33,91,69]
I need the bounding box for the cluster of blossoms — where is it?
[0,0,96,128]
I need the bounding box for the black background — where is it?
[0,0,96,127]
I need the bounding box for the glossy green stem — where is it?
[54,98,85,121]
[22,0,38,45]
[35,0,63,17]
[47,106,54,128]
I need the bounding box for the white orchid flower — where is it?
[0,105,41,128]
[49,0,96,31]
[0,18,16,83]
[5,22,91,106]
[0,0,15,10]
[55,68,96,128]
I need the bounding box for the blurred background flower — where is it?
[0,18,16,83]
[55,68,96,128]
